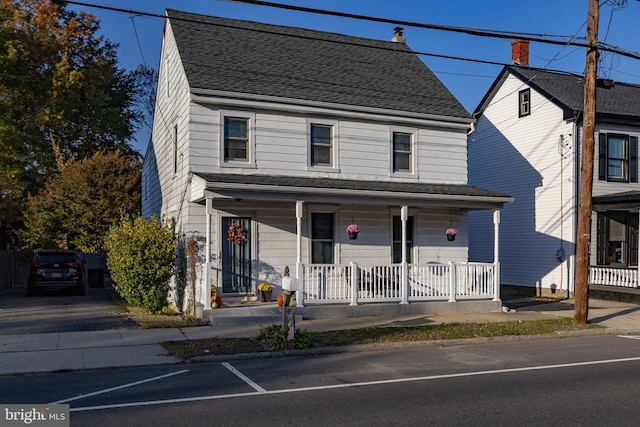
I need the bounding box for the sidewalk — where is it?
[1,298,639,376]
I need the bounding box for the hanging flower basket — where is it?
[346,223,360,240]
[446,227,457,241]
[227,223,247,245]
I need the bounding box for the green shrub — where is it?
[257,324,312,350]
[105,215,176,313]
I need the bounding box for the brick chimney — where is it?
[511,39,529,65]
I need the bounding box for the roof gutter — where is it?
[191,90,473,130]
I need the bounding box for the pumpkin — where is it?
[277,294,284,307]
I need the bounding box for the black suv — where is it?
[27,250,86,296]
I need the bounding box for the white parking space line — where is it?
[222,362,267,393]
[70,356,640,412]
[618,335,640,340]
[50,369,190,404]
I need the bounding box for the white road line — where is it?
[70,356,640,412]
[222,362,267,393]
[50,370,190,404]
[618,335,640,340]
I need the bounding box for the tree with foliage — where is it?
[105,215,176,313]
[0,0,152,243]
[21,151,141,251]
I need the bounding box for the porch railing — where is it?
[299,262,496,306]
[589,266,638,288]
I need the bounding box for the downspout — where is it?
[572,118,581,298]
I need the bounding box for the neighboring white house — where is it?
[469,40,640,299]
[142,10,512,317]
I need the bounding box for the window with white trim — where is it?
[220,112,254,166]
[311,212,334,264]
[598,133,638,183]
[392,132,412,173]
[310,124,333,167]
[392,215,413,263]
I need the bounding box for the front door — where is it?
[221,217,252,294]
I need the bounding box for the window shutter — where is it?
[598,133,607,181]
[596,214,608,265]
[630,136,638,183]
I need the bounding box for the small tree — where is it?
[105,215,176,313]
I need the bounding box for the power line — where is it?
[57,0,640,61]
[224,0,640,60]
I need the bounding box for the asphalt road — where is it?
[3,334,640,426]
[0,287,137,334]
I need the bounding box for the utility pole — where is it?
[574,0,599,325]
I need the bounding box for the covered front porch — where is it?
[590,191,640,294]
[190,173,512,314]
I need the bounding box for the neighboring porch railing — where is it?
[589,266,638,288]
[299,262,496,307]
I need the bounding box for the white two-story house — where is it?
[470,40,640,300]
[142,9,512,317]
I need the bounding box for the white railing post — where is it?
[204,197,212,310]
[350,262,358,306]
[448,262,456,302]
[401,262,409,304]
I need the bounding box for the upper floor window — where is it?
[392,132,412,173]
[599,133,638,183]
[224,117,249,161]
[518,88,530,117]
[311,212,334,264]
[311,124,333,167]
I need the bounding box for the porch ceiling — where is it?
[593,190,640,211]
[192,173,513,210]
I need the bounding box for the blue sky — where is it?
[65,1,640,154]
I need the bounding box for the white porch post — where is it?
[204,197,213,310]
[296,201,304,307]
[400,205,409,304]
[637,208,640,288]
[493,209,501,302]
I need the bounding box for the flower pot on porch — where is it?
[446,234,456,241]
[259,290,273,302]
[348,231,358,240]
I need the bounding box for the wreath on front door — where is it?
[227,223,247,245]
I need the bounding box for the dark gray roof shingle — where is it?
[477,65,640,121]
[167,9,470,119]
[197,173,511,200]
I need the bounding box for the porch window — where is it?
[596,212,638,266]
[598,133,638,182]
[392,132,412,173]
[518,88,530,117]
[311,124,333,166]
[224,117,249,161]
[392,215,413,263]
[311,213,334,263]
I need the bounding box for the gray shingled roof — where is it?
[197,173,512,201]
[477,65,640,121]
[166,9,470,119]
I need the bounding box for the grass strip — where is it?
[162,317,601,360]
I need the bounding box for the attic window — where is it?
[518,88,531,117]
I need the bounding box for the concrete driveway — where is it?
[0,287,137,335]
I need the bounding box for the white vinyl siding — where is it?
[469,74,575,292]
